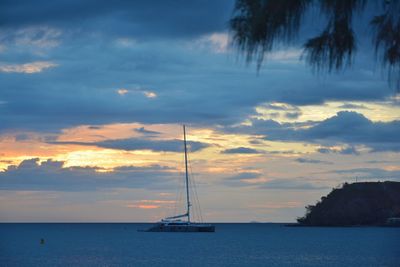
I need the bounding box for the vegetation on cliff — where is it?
[297,181,400,226]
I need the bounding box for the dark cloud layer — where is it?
[0,0,234,39]
[134,127,161,136]
[229,111,400,152]
[0,158,176,191]
[49,138,209,152]
[221,147,261,154]
[0,27,394,133]
[317,146,360,155]
[0,0,397,155]
[295,158,332,164]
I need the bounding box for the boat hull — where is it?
[145,224,215,232]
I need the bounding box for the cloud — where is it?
[113,165,174,172]
[223,172,263,187]
[0,35,393,133]
[317,146,360,155]
[0,26,62,51]
[221,147,261,154]
[222,171,328,190]
[14,133,30,141]
[266,48,302,62]
[116,88,157,98]
[266,150,296,155]
[259,179,329,190]
[285,112,301,119]
[126,204,159,209]
[0,158,177,191]
[337,146,360,155]
[0,0,396,135]
[194,32,229,53]
[49,138,209,152]
[301,112,372,141]
[226,172,262,181]
[0,1,234,39]
[367,143,400,153]
[338,103,369,110]
[125,199,175,209]
[134,127,161,136]
[14,26,61,48]
[143,91,157,98]
[117,89,129,95]
[258,102,301,112]
[223,172,329,190]
[88,126,102,130]
[302,112,400,152]
[333,168,400,181]
[229,111,400,152]
[295,158,332,164]
[364,160,392,164]
[0,61,57,73]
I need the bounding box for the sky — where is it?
[0,0,399,222]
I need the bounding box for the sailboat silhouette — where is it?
[144,125,215,232]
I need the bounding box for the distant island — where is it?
[296,181,400,226]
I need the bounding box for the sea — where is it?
[1,223,399,267]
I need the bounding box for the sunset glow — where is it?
[1,0,399,223]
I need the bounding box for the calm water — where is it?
[0,223,399,267]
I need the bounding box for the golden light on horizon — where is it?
[125,204,160,209]
[0,121,324,175]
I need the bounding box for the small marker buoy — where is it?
[40,238,45,245]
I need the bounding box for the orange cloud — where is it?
[126,204,160,209]
[124,199,175,209]
[139,200,175,204]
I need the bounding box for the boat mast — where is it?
[183,125,191,222]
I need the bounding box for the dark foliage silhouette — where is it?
[297,181,400,226]
[230,0,400,89]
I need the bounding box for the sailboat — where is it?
[144,125,215,232]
